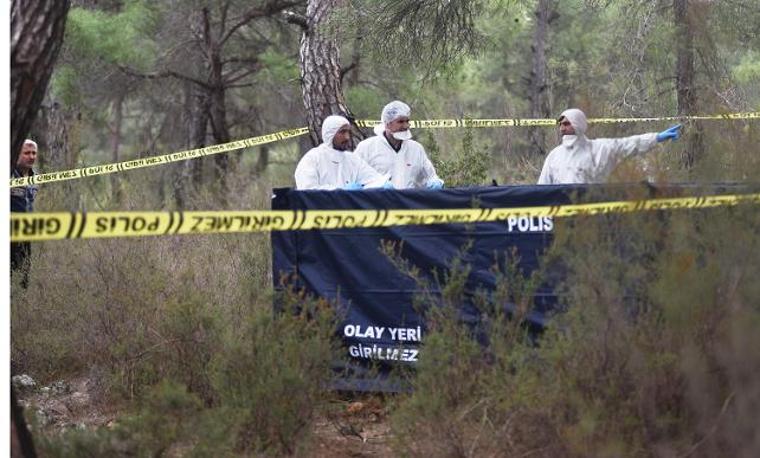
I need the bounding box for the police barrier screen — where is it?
[271,183,752,392]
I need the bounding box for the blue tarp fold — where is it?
[271,183,749,391]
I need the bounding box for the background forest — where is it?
[11,0,760,456]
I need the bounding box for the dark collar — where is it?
[383,131,402,152]
[12,168,35,178]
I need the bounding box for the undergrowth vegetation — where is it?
[386,197,760,457]
[11,121,760,456]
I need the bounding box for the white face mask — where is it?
[562,135,579,147]
[392,130,412,141]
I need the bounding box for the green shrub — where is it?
[387,198,760,457]
[208,288,340,455]
[427,124,492,187]
[36,381,216,457]
[384,240,558,456]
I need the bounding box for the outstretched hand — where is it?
[656,124,683,143]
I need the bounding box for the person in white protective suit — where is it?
[354,100,444,189]
[295,115,390,190]
[537,108,683,184]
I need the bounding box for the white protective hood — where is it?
[373,100,412,137]
[321,115,350,148]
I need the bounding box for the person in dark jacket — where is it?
[11,139,39,288]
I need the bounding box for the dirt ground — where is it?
[311,396,394,457]
[18,377,394,457]
[18,377,117,431]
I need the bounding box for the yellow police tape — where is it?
[11,111,759,188]
[11,192,760,242]
[362,111,760,129]
[10,127,310,188]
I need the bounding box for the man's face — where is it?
[17,143,38,170]
[386,116,410,134]
[332,125,352,151]
[558,117,575,136]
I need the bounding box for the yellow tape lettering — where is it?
[121,160,143,170]
[11,217,62,237]
[95,216,160,234]
[211,216,236,231]
[249,215,285,230]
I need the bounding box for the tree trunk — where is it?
[110,94,125,205]
[528,0,555,156]
[209,83,231,185]
[190,89,210,187]
[11,0,70,169]
[173,81,210,209]
[346,34,362,88]
[253,145,270,177]
[198,6,233,198]
[300,0,351,146]
[10,2,69,454]
[674,0,704,168]
[208,47,230,171]
[34,101,80,210]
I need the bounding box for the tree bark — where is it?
[527,0,556,156]
[346,34,362,88]
[189,89,210,187]
[174,81,210,209]
[33,100,81,209]
[110,94,125,205]
[204,6,232,190]
[209,84,231,186]
[253,145,270,177]
[10,2,69,454]
[300,0,351,146]
[11,0,70,169]
[674,0,704,168]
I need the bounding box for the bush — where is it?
[385,240,559,456]
[30,286,340,456]
[427,124,492,187]
[13,171,340,455]
[208,288,340,455]
[388,199,760,457]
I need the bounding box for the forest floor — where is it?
[19,376,394,457]
[311,395,394,457]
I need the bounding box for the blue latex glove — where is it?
[426,178,444,190]
[343,181,363,190]
[382,181,395,190]
[656,124,682,143]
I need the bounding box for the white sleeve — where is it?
[294,151,336,190]
[354,140,370,162]
[411,143,442,185]
[354,156,387,188]
[597,133,659,163]
[537,157,553,184]
[421,152,441,184]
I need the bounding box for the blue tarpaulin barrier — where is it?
[271,183,749,391]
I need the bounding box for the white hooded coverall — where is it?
[537,108,659,184]
[354,101,443,189]
[294,115,387,190]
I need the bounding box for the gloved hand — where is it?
[656,124,682,143]
[343,181,363,190]
[382,181,395,190]
[426,178,444,190]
